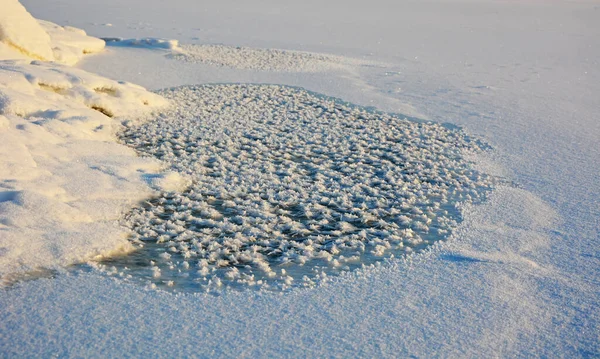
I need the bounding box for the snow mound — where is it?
[0,60,166,120]
[110,84,495,292]
[0,59,173,278]
[143,171,191,192]
[104,37,179,50]
[0,0,55,61]
[38,20,105,65]
[0,1,105,65]
[172,44,369,72]
[0,42,29,61]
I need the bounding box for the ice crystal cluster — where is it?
[172,44,357,72]
[112,84,494,292]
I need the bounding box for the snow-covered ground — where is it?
[1,0,598,357]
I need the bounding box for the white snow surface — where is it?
[38,19,105,65]
[0,58,171,277]
[0,0,54,61]
[1,0,599,357]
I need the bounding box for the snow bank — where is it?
[0,58,172,277]
[0,42,29,61]
[0,0,54,61]
[0,1,173,278]
[0,0,105,65]
[39,20,105,65]
[0,60,165,120]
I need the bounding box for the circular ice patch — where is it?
[104,84,494,292]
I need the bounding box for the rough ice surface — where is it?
[0,59,171,278]
[172,44,370,72]
[107,84,494,291]
[0,60,165,119]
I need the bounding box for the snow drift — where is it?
[0,1,175,279]
[0,0,104,65]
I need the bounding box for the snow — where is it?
[39,20,105,65]
[0,4,171,277]
[0,58,172,277]
[0,42,29,61]
[0,0,104,65]
[0,60,165,119]
[142,171,191,192]
[0,0,54,61]
[1,0,599,357]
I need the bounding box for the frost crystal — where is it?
[105,84,494,292]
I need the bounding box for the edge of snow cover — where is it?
[0,1,187,280]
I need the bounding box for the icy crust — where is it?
[0,0,104,65]
[172,44,368,72]
[0,59,170,279]
[113,84,495,292]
